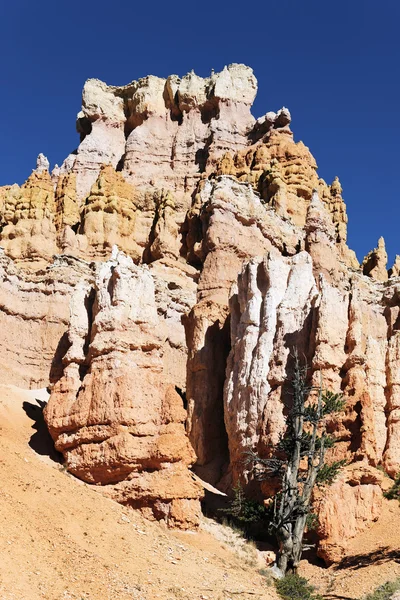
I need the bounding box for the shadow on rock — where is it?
[22,399,62,463]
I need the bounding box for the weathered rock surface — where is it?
[362,236,389,281]
[0,169,57,268]
[221,194,400,560]
[184,175,304,482]
[44,248,202,528]
[0,64,399,543]
[0,249,93,387]
[224,249,319,481]
[316,464,384,565]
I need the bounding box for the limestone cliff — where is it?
[0,64,399,556]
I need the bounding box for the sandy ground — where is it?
[1,383,399,600]
[0,385,277,600]
[300,495,400,599]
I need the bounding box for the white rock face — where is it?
[73,120,126,201]
[220,243,400,563]
[80,79,125,123]
[35,153,50,173]
[58,64,258,202]
[224,250,319,477]
[0,250,93,387]
[185,177,303,475]
[211,63,257,105]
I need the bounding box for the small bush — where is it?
[364,578,400,600]
[383,473,400,503]
[219,482,271,528]
[275,574,323,600]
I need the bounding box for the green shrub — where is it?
[220,482,271,526]
[363,578,400,600]
[383,473,400,503]
[275,574,323,600]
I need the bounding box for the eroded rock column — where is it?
[45,248,202,528]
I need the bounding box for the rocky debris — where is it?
[44,248,202,528]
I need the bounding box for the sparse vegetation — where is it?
[383,473,400,503]
[275,574,323,600]
[363,577,400,600]
[220,481,271,530]
[201,516,264,569]
[246,351,346,574]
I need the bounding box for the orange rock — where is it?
[44,249,202,528]
[0,63,400,553]
[362,237,388,281]
[316,464,384,565]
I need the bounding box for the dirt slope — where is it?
[299,494,400,599]
[299,487,400,598]
[0,385,276,600]
[1,383,399,600]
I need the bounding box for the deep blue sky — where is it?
[1,0,399,264]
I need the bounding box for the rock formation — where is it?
[44,248,202,528]
[0,249,92,387]
[0,169,57,268]
[316,464,384,564]
[0,64,399,554]
[362,236,389,281]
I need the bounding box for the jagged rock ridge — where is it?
[0,64,399,560]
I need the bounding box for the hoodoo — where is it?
[1,64,399,564]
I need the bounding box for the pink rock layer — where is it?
[0,65,399,556]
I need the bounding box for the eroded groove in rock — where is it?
[44,248,203,528]
[1,63,400,542]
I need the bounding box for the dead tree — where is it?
[247,353,345,575]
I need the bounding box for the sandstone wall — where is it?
[221,194,400,561]
[0,250,93,387]
[0,64,399,544]
[44,249,202,528]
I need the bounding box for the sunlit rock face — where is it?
[44,249,202,529]
[0,250,93,387]
[221,194,400,562]
[1,64,399,540]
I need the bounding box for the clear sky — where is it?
[1,0,399,264]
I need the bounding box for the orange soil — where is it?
[1,383,399,600]
[0,385,277,600]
